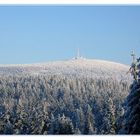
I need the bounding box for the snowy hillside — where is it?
[0,58,131,80]
[0,58,132,134]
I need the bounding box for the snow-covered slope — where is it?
[0,58,132,135]
[0,58,131,80]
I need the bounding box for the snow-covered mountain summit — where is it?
[0,58,131,80]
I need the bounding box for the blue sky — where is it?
[0,6,140,65]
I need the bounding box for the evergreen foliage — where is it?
[0,74,130,134]
[119,56,140,134]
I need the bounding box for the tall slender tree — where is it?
[119,53,140,134]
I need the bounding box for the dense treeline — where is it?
[0,75,130,134]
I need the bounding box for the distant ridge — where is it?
[0,58,131,81]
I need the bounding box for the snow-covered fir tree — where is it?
[84,105,96,134]
[101,97,116,134]
[49,114,74,135]
[119,54,140,134]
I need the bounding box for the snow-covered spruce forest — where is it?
[0,59,132,134]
